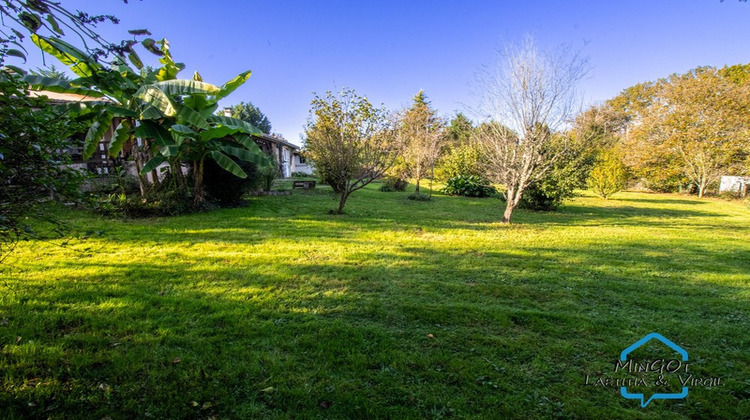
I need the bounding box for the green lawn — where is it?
[1,185,748,419]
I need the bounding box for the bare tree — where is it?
[474,36,589,223]
[304,88,401,214]
[398,90,445,197]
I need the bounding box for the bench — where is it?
[292,180,316,189]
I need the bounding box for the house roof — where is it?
[253,133,301,150]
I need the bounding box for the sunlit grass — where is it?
[1,185,748,418]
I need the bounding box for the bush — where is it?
[588,152,628,199]
[291,171,312,178]
[95,172,196,217]
[203,158,259,205]
[442,175,497,198]
[379,177,408,192]
[517,183,564,211]
[257,165,279,192]
[435,144,484,180]
[407,192,431,201]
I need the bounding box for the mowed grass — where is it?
[1,184,749,419]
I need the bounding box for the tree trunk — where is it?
[415,177,421,194]
[193,158,205,205]
[501,200,516,224]
[133,150,149,197]
[336,191,350,214]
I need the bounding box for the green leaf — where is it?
[174,103,209,130]
[134,121,174,146]
[208,115,262,135]
[135,85,177,117]
[31,35,99,77]
[140,155,166,175]
[109,120,132,157]
[128,50,144,70]
[209,150,247,178]
[45,15,64,35]
[5,49,26,62]
[200,126,235,141]
[152,79,220,96]
[23,74,104,97]
[216,70,252,100]
[4,65,27,75]
[141,38,163,56]
[220,145,268,166]
[84,113,114,159]
[171,124,196,136]
[161,145,180,157]
[19,12,42,32]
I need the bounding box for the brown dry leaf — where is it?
[201,402,213,410]
[319,401,332,409]
[427,333,434,338]
[99,382,110,392]
[16,336,21,343]
[172,358,181,364]
[190,401,199,407]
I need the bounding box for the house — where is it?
[28,90,119,175]
[719,176,749,196]
[250,133,312,177]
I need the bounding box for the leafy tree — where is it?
[304,88,399,214]
[624,67,750,197]
[227,101,272,134]
[31,64,68,80]
[474,36,589,223]
[0,69,85,263]
[397,90,444,196]
[588,150,628,199]
[446,112,474,147]
[24,34,269,206]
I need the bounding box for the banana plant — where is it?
[24,34,270,203]
[139,71,271,204]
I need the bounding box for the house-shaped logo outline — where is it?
[619,332,689,407]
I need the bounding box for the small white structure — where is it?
[719,176,750,195]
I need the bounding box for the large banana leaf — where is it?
[108,120,132,157]
[140,155,166,174]
[32,35,99,78]
[220,145,269,166]
[174,103,209,130]
[23,74,104,97]
[152,79,221,96]
[83,112,114,159]
[207,115,262,135]
[215,70,252,101]
[134,121,174,146]
[135,85,177,117]
[209,150,247,178]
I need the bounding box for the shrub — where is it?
[291,171,312,178]
[407,192,431,201]
[257,165,279,192]
[203,158,259,205]
[588,152,628,199]
[435,143,484,180]
[517,183,564,211]
[379,177,408,192]
[442,175,497,198]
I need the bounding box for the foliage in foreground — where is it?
[0,70,85,262]
[0,190,748,418]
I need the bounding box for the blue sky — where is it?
[21,0,750,145]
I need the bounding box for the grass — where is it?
[1,184,749,418]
